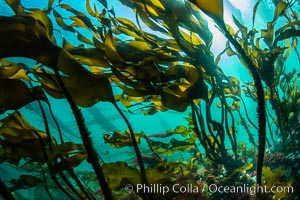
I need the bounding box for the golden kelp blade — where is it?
[272,1,288,23]
[101,161,180,190]
[104,30,124,65]
[47,0,55,12]
[252,0,261,27]
[0,60,30,81]
[188,0,223,21]
[0,15,115,106]
[25,9,55,40]
[102,162,140,190]
[47,142,87,173]
[0,79,44,113]
[68,47,110,67]
[0,111,51,163]
[4,0,24,14]
[53,9,75,32]
[103,130,145,148]
[86,0,97,17]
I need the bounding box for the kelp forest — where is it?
[0,0,299,199]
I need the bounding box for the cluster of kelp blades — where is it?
[0,0,299,199]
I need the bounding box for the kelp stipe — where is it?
[39,165,54,200]
[43,93,65,143]
[29,81,95,200]
[30,83,54,151]
[68,170,96,200]
[237,110,257,147]
[239,96,258,130]
[113,102,148,185]
[104,30,151,187]
[191,102,216,162]
[26,87,55,200]
[52,65,113,199]
[219,21,266,190]
[188,0,266,189]
[33,127,76,200]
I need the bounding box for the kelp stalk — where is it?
[218,21,266,190]
[238,111,257,147]
[187,0,265,189]
[59,171,84,199]
[27,89,54,199]
[46,101,65,143]
[113,103,148,185]
[34,90,54,151]
[31,82,90,199]
[34,130,76,200]
[52,65,113,199]
[68,170,95,200]
[240,96,258,129]
[40,165,54,200]
[224,103,238,158]
[191,102,217,162]
[269,87,287,144]
[143,135,163,160]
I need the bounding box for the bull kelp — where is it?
[0,0,299,199]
